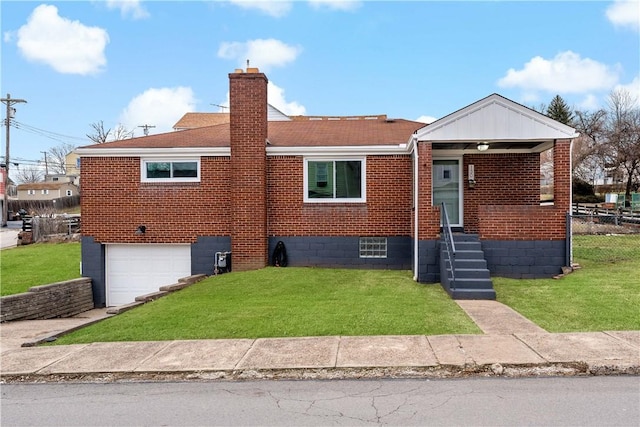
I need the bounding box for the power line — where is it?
[10,120,87,143]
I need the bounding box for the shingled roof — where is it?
[80,117,426,150]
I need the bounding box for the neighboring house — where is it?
[77,68,577,307]
[45,174,73,183]
[64,152,81,186]
[17,182,80,201]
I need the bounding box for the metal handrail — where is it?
[441,202,456,289]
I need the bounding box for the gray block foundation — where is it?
[268,236,412,270]
[417,240,439,283]
[191,236,232,275]
[482,240,566,278]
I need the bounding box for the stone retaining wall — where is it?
[0,278,94,322]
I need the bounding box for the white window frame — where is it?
[141,158,201,183]
[303,157,366,203]
[66,189,73,196]
[41,189,49,195]
[27,189,36,195]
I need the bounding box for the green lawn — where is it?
[5,235,639,343]
[495,234,640,332]
[0,242,81,296]
[53,268,481,344]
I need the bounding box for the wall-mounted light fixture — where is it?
[135,225,146,235]
[477,142,489,152]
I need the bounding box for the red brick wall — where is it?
[475,141,572,241]
[267,155,413,236]
[229,70,268,270]
[554,139,572,212]
[80,156,231,243]
[463,153,540,233]
[478,205,566,240]
[417,143,440,239]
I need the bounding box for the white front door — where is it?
[106,244,191,306]
[433,159,463,227]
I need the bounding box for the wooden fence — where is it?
[8,195,80,217]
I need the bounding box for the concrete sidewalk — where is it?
[1,302,638,382]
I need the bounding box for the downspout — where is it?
[568,138,574,267]
[413,138,419,281]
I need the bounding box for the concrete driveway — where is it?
[1,222,22,250]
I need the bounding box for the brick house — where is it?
[77,68,577,306]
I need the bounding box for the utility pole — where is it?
[40,151,49,178]
[138,124,155,136]
[1,94,27,226]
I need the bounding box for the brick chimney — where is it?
[229,68,268,271]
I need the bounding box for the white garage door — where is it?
[106,244,191,306]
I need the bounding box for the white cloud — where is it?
[218,38,302,71]
[119,87,197,135]
[105,0,150,20]
[16,5,109,75]
[615,76,640,99]
[268,81,306,115]
[308,0,362,11]
[228,0,292,18]
[497,51,621,94]
[415,115,437,124]
[606,0,640,31]
[577,94,600,110]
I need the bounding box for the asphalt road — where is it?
[2,376,639,426]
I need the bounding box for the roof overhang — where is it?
[266,144,411,156]
[414,93,578,154]
[74,147,231,157]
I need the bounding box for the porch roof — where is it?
[415,94,578,153]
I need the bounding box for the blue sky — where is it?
[1,0,639,179]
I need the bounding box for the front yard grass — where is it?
[495,234,640,332]
[53,268,481,344]
[0,242,81,296]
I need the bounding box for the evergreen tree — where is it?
[546,95,574,125]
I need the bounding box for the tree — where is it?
[572,89,640,200]
[605,89,640,198]
[14,165,43,183]
[47,142,76,175]
[546,95,574,125]
[572,109,607,184]
[87,121,134,144]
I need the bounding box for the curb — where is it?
[2,362,639,384]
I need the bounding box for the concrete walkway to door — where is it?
[456,300,548,334]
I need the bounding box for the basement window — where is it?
[141,159,200,183]
[304,158,365,203]
[359,237,387,258]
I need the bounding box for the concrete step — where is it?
[451,233,480,242]
[453,268,491,280]
[453,250,485,260]
[450,288,497,300]
[450,277,495,290]
[455,259,488,270]
[453,241,482,251]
